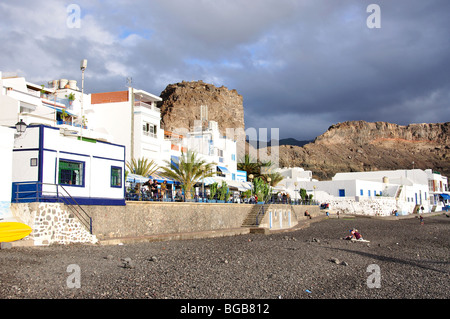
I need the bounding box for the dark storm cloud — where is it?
[1,0,449,140]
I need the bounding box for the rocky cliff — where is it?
[274,121,450,180]
[158,80,245,134]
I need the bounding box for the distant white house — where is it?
[295,169,448,215]
[12,124,126,206]
[425,169,449,209]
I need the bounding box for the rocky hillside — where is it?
[158,80,245,134]
[272,121,450,180]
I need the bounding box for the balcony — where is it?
[135,101,159,113]
[143,130,157,139]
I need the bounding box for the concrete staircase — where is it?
[241,204,270,227]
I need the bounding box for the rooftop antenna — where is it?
[126,76,133,88]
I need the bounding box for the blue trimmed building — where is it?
[12,124,126,206]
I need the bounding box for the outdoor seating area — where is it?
[125,179,319,206]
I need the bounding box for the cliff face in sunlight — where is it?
[273,121,450,180]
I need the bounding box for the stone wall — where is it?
[326,197,422,216]
[11,202,98,246]
[10,202,321,246]
[87,202,253,240]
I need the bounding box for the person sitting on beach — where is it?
[304,210,312,219]
[343,229,363,240]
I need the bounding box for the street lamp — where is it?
[80,59,87,137]
[248,174,254,202]
[15,119,27,135]
[294,182,298,204]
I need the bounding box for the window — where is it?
[171,155,180,169]
[338,189,345,197]
[111,166,122,188]
[58,159,84,186]
[368,190,371,197]
[143,122,157,138]
[360,189,363,196]
[231,154,236,161]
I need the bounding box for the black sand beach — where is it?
[1,215,449,301]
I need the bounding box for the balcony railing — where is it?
[143,130,157,138]
[135,101,159,112]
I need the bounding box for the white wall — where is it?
[12,125,126,205]
[0,126,14,220]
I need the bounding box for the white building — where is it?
[12,124,126,206]
[0,125,15,220]
[425,169,449,209]
[295,169,445,215]
[0,73,111,142]
[90,88,167,166]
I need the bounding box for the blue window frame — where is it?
[58,159,85,187]
[339,189,345,197]
[111,166,122,188]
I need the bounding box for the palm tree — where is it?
[126,157,159,177]
[261,172,284,187]
[237,154,260,180]
[159,150,216,200]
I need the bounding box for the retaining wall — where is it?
[10,202,97,246]
[10,202,321,245]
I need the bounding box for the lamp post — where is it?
[313,185,317,205]
[294,182,298,205]
[249,174,254,202]
[15,119,27,135]
[80,59,87,137]
[267,177,272,203]
[202,166,205,202]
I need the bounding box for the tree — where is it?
[159,150,216,200]
[299,188,308,202]
[260,172,284,187]
[126,157,159,177]
[237,154,260,180]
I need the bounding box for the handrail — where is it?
[254,193,272,226]
[13,182,92,234]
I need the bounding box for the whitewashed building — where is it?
[0,125,15,220]
[12,124,126,206]
[425,169,449,209]
[295,169,445,215]
[89,88,168,166]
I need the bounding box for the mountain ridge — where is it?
[267,120,450,180]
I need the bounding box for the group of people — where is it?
[137,179,169,200]
[276,192,291,204]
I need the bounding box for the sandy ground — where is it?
[1,214,449,306]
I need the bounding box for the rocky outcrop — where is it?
[272,121,450,180]
[158,81,245,135]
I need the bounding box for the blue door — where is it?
[339,189,345,197]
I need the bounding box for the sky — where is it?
[1,0,449,141]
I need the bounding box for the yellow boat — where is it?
[0,222,32,242]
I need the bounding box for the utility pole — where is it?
[80,59,87,138]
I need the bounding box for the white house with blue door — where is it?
[12,124,126,206]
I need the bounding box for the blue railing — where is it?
[12,182,92,234]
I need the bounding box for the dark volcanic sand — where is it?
[1,215,449,300]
